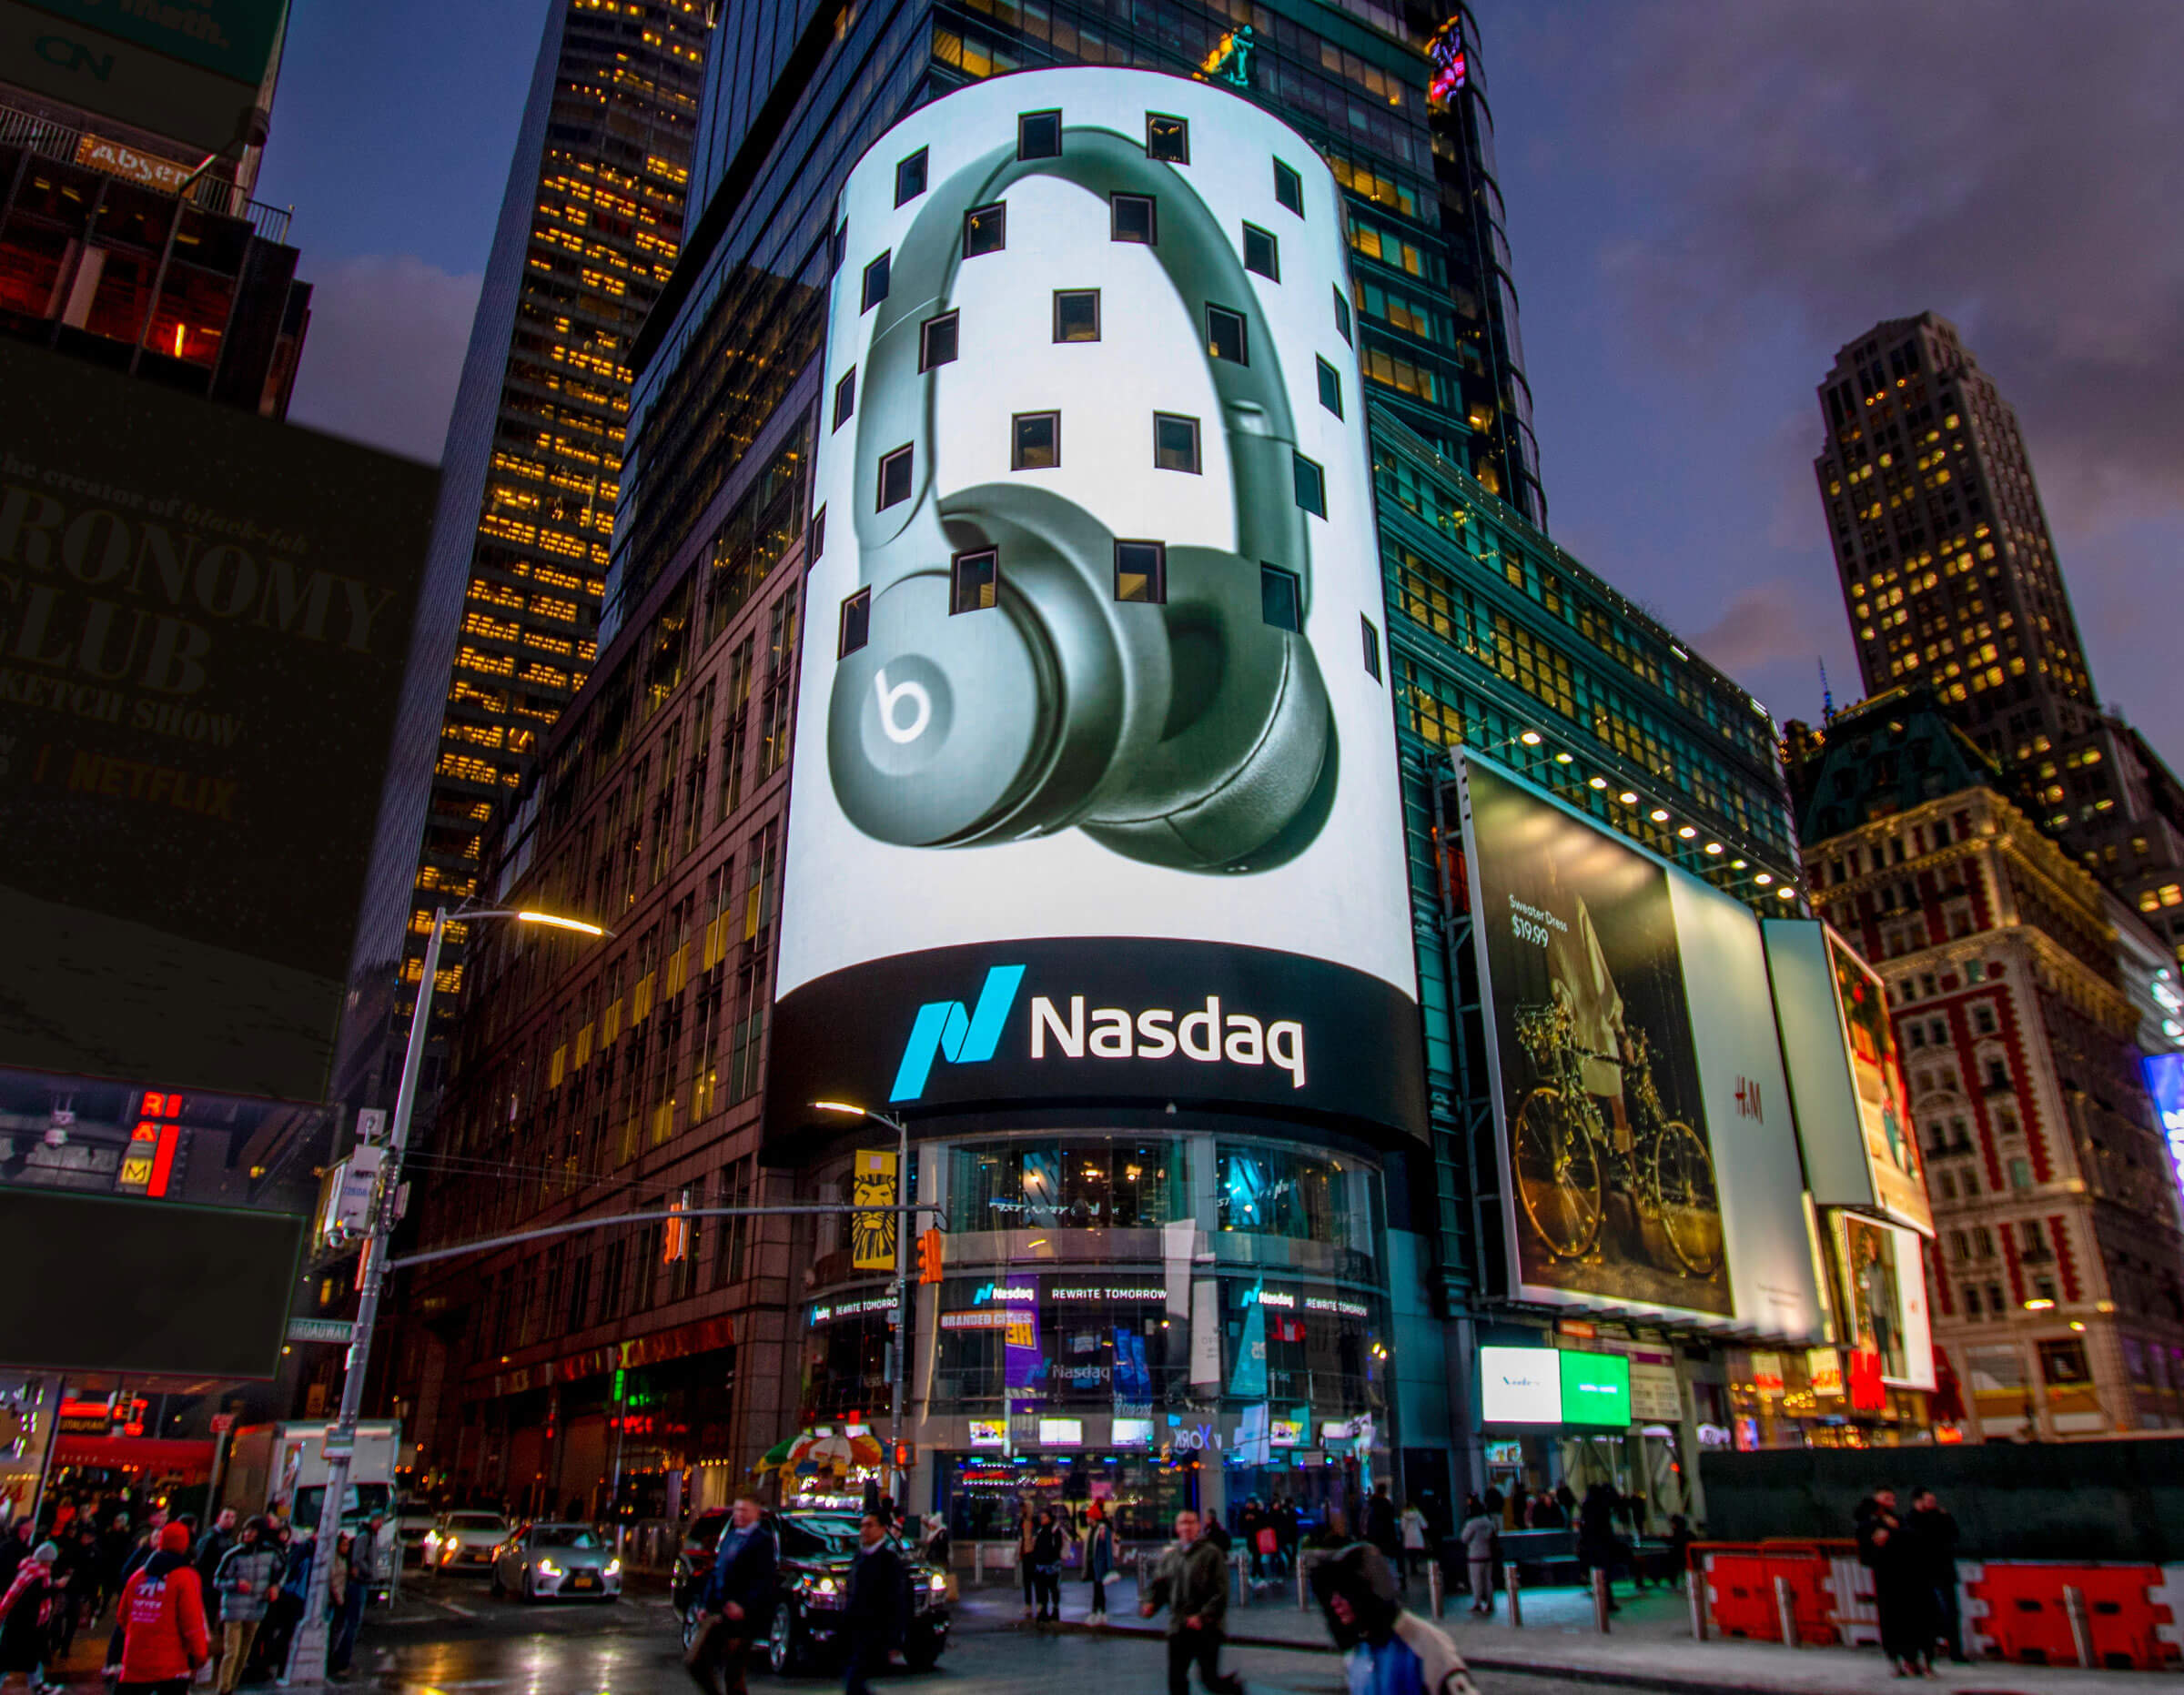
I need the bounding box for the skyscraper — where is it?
[332,0,706,1115]
[1814,313,2184,967]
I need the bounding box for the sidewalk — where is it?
[953,1567,2178,1695]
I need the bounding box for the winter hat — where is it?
[159,1523,191,1553]
[31,1543,57,1563]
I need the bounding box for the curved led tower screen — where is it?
[771,69,1421,1143]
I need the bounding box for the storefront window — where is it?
[801,1302,892,1421]
[1218,1278,1386,1417]
[1215,1144,1370,1251]
[946,1137,1189,1230]
[945,1453,1191,1541]
[932,1273,1177,1410]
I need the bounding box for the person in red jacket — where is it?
[117,1524,208,1695]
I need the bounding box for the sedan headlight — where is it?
[606,1559,622,1576]
[538,1559,562,1577]
[811,1576,838,1595]
[929,1573,947,1592]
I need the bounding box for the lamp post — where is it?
[286,903,604,1685]
[811,1101,911,1515]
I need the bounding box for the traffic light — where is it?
[893,1439,915,1468]
[662,1190,690,1262]
[916,1227,944,1285]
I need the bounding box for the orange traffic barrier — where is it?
[1963,1561,2179,1671]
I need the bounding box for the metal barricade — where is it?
[1502,1560,1522,1627]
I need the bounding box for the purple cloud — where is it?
[286,255,480,463]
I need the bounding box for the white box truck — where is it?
[223,1421,401,1601]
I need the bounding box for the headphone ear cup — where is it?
[1080,545,1331,870]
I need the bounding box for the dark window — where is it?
[832,368,855,429]
[1316,357,1342,418]
[1207,305,1248,365]
[1111,193,1157,244]
[895,148,927,206]
[1273,158,1303,216]
[1292,453,1325,516]
[1261,565,1301,632]
[830,219,847,274]
[1360,615,1381,681]
[838,590,871,657]
[964,201,1006,257]
[951,548,999,613]
[1153,413,1200,473]
[877,445,913,510]
[809,506,825,557]
[1018,110,1062,159]
[1242,223,1279,281]
[919,311,959,370]
[1333,285,1351,343]
[1053,289,1100,342]
[1115,540,1166,603]
[862,251,889,311]
[1012,410,1059,470]
[1146,114,1188,163]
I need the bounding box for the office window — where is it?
[832,368,855,430]
[862,251,889,311]
[838,589,870,658]
[1333,285,1351,344]
[951,548,999,613]
[895,147,927,206]
[965,202,1006,257]
[1115,540,1166,603]
[1112,193,1157,244]
[830,218,847,275]
[1207,305,1248,364]
[1018,109,1062,159]
[1154,413,1200,473]
[919,311,959,370]
[1316,356,1342,418]
[1147,114,1188,163]
[1261,565,1301,632]
[876,445,913,510]
[809,506,825,558]
[1360,615,1381,681]
[1293,452,1326,517]
[1242,223,1279,281]
[1012,410,1059,470]
[1274,158,1303,216]
[1053,288,1100,342]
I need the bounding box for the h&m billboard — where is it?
[768,69,1421,1144]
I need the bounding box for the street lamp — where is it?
[811,1100,912,1515]
[287,902,605,1684]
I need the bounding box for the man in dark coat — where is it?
[1902,1488,1965,1664]
[841,1515,903,1695]
[1855,1488,1932,1678]
[688,1497,777,1695]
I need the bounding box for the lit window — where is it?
[1154,413,1200,474]
[1011,411,1059,470]
[1114,540,1166,603]
[919,311,959,370]
[1316,357,1342,419]
[1206,305,1248,364]
[862,251,889,312]
[951,548,999,613]
[876,445,913,510]
[1019,110,1062,160]
[1112,193,1157,244]
[838,589,870,658]
[832,368,855,430]
[1053,289,1099,342]
[1292,452,1326,517]
[895,148,927,206]
[1242,222,1279,281]
[1261,565,1301,632]
[1273,157,1304,217]
[1146,114,1188,163]
[964,202,1006,257]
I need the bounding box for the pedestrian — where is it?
[119,1508,167,1588]
[1399,1498,1429,1585]
[1576,1485,1631,1609]
[50,1529,93,1656]
[1457,1497,1497,1616]
[1017,1501,1038,1620]
[1201,1508,1232,1556]
[1901,1489,1965,1665]
[1029,1508,1064,1622]
[1364,1484,1400,1575]
[210,1518,283,1695]
[1502,1482,1528,1531]
[254,1529,307,1682]
[0,1540,62,1695]
[841,1513,902,1695]
[685,1494,777,1695]
[327,1530,369,1678]
[1139,1509,1240,1695]
[1664,1514,1695,1585]
[0,1526,31,1599]
[1855,1488,1932,1679]
[1313,1542,1481,1695]
[1084,1502,1115,1623]
[116,1523,208,1695]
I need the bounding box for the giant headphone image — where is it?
[826,117,1339,874]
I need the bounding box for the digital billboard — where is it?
[1764,920,1934,1236]
[1559,1349,1632,1427]
[1478,1346,1559,1424]
[771,69,1421,1143]
[1457,753,1825,1340]
[2146,1054,2184,1188]
[0,339,436,1102]
[1832,1211,1935,1391]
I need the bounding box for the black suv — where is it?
[672,1508,950,1676]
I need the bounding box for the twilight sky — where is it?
[259,0,2184,765]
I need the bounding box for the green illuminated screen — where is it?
[1558,1349,1631,1426]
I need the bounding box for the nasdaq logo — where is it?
[889,964,1026,1102]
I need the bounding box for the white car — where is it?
[490,1523,621,1602]
[423,1510,509,1571]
